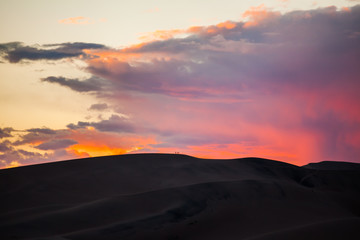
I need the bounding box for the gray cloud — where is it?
[0,42,106,63]
[88,103,109,111]
[66,121,91,130]
[35,139,78,150]
[0,140,13,152]
[92,115,135,133]
[13,129,69,146]
[41,76,104,92]
[27,128,57,135]
[0,128,13,138]
[67,114,135,133]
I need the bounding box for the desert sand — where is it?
[0,153,359,239]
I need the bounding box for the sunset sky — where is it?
[1,0,360,168]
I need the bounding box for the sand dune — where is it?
[0,154,359,239]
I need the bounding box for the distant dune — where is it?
[1,154,359,240]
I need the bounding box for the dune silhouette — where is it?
[0,154,359,240]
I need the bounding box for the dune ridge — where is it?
[1,153,359,239]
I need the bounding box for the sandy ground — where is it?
[0,154,359,239]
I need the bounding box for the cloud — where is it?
[58,17,108,25]
[66,121,91,130]
[144,7,160,13]
[88,103,109,111]
[83,5,360,98]
[41,76,104,92]
[3,5,360,167]
[13,128,70,146]
[242,4,280,28]
[0,139,49,168]
[58,16,91,25]
[35,139,78,150]
[0,140,13,152]
[27,128,57,135]
[0,116,156,168]
[0,128,13,138]
[67,114,135,133]
[0,42,106,63]
[79,5,360,164]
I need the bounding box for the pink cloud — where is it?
[79,5,360,164]
[242,4,281,28]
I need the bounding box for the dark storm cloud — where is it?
[0,42,106,63]
[41,76,104,92]
[35,139,78,150]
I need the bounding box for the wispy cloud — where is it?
[144,7,160,13]
[41,76,104,92]
[58,16,92,25]
[0,42,107,63]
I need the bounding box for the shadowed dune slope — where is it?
[0,154,359,240]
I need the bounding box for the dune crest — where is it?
[1,154,359,239]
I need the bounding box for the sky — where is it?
[1,0,360,168]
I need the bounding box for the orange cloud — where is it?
[138,20,237,43]
[139,29,184,42]
[1,160,21,168]
[58,16,91,25]
[242,4,280,28]
[216,21,237,30]
[84,48,142,63]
